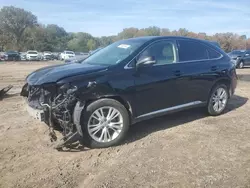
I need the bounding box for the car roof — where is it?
[123,36,224,53]
[6,50,18,53]
[125,36,219,48]
[123,36,217,44]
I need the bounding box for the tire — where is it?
[238,61,244,69]
[207,84,229,116]
[80,99,130,148]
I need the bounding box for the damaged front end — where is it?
[21,82,83,150]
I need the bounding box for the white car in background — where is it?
[60,51,75,60]
[42,51,53,60]
[26,50,40,61]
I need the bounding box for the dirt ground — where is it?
[0,61,250,188]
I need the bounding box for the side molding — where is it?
[137,101,203,119]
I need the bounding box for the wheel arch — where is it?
[73,94,134,137]
[85,95,133,120]
[209,78,231,99]
[237,59,244,68]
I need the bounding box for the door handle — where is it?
[174,70,181,76]
[211,66,217,71]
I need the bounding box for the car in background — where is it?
[228,50,250,68]
[60,51,75,60]
[0,53,5,61]
[64,54,89,64]
[89,47,103,55]
[20,52,26,60]
[42,51,53,60]
[74,52,85,56]
[26,50,40,61]
[54,52,61,60]
[21,36,237,148]
[50,53,58,60]
[3,51,21,61]
[65,49,103,64]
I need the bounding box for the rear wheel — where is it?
[207,84,229,116]
[80,99,130,148]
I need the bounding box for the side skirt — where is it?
[133,101,206,124]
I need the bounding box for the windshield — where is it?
[83,40,145,65]
[210,42,220,48]
[90,47,102,54]
[66,51,74,54]
[6,51,17,54]
[27,51,38,54]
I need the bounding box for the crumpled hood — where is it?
[26,63,107,85]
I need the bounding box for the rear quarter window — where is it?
[207,48,222,59]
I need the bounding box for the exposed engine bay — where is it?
[21,83,83,150]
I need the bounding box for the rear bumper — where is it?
[230,69,237,97]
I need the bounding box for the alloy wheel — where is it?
[87,106,123,143]
[212,87,228,112]
[239,62,244,68]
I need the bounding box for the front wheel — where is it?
[207,84,229,116]
[80,99,130,148]
[238,61,244,69]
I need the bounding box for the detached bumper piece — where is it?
[54,131,82,151]
[0,85,13,100]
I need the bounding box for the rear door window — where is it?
[177,40,223,62]
[177,40,209,62]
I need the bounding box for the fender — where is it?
[73,101,85,137]
[72,80,134,136]
[209,77,232,99]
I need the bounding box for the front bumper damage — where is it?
[21,83,83,150]
[26,103,44,121]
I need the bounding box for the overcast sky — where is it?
[1,0,250,37]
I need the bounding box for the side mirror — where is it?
[137,56,156,68]
[245,53,249,56]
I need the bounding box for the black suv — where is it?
[228,50,250,68]
[4,51,21,61]
[21,36,237,148]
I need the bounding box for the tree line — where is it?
[0,6,249,53]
